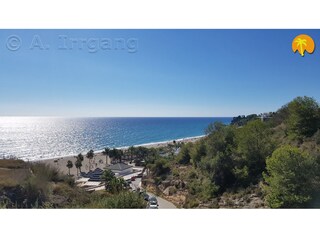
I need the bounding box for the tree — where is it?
[75,159,82,176]
[75,153,84,176]
[101,169,126,193]
[86,150,94,170]
[128,146,136,162]
[286,96,320,138]
[150,159,170,178]
[109,177,126,194]
[205,121,226,135]
[109,148,123,163]
[135,146,149,162]
[101,169,115,191]
[190,140,206,168]
[102,147,110,164]
[66,160,73,175]
[236,120,274,180]
[177,143,192,165]
[199,124,237,190]
[230,114,258,127]
[263,146,318,208]
[77,153,84,162]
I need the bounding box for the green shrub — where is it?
[23,175,51,208]
[184,197,199,208]
[176,143,192,165]
[286,96,320,139]
[188,170,198,180]
[172,168,180,177]
[86,191,147,209]
[313,129,320,144]
[30,163,62,182]
[263,146,319,208]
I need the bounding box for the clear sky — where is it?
[0,29,319,117]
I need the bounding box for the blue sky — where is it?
[0,29,319,117]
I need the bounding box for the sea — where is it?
[0,117,232,161]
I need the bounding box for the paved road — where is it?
[147,192,177,209]
[130,178,176,209]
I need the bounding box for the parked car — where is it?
[148,196,158,209]
[131,176,136,181]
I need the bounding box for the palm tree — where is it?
[108,177,126,194]
[128,146,135,162]
[66,160,73,175]
[75,159,82,176]
[109,148,123,163]
[101,169,115,191]
[114,177,126,193]
[75,153,84,176]
[102,147,110,164]
[77,153,84,162]
[117,149,124,163]
[295,38,307,56]
[86,150,94,170]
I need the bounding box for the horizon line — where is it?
[0,116,235,118]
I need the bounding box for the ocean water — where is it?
[0,117,232,161]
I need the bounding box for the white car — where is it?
[148,196,159,209]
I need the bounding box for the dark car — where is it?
[148,196,158,209]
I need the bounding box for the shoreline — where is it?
[33,134,206,161]
[31,135,206,176]
[96,134,206,151]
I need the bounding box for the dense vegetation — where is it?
[144,96,320,208]
[0,160,146,209]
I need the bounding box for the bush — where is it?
[52,182,91,208]
[190,140,207,168]
[188,170,198,180]
[23,175,51,208]
[30,163,62,183]
[286,96,320,138]
[199,178,219,202]
[150,159,170,177]
[313,129,320,144]
[233,166,250,187]
[86,191,147,209]
[236,120,275,179]
[263,146,319,208]
[172,168,180,177]
[176,143,192,165]
[184,197,199,208]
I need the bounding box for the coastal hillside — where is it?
[1,96,320,209]
[0,159,147,208]
[143,96,320,208]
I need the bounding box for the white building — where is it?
[107,162,133,176]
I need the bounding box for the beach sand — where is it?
[41,135,205,176]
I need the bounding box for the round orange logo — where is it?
[292,34,315,57]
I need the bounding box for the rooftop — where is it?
[108,162,133,171]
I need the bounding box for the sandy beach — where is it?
[41,135,205,176]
